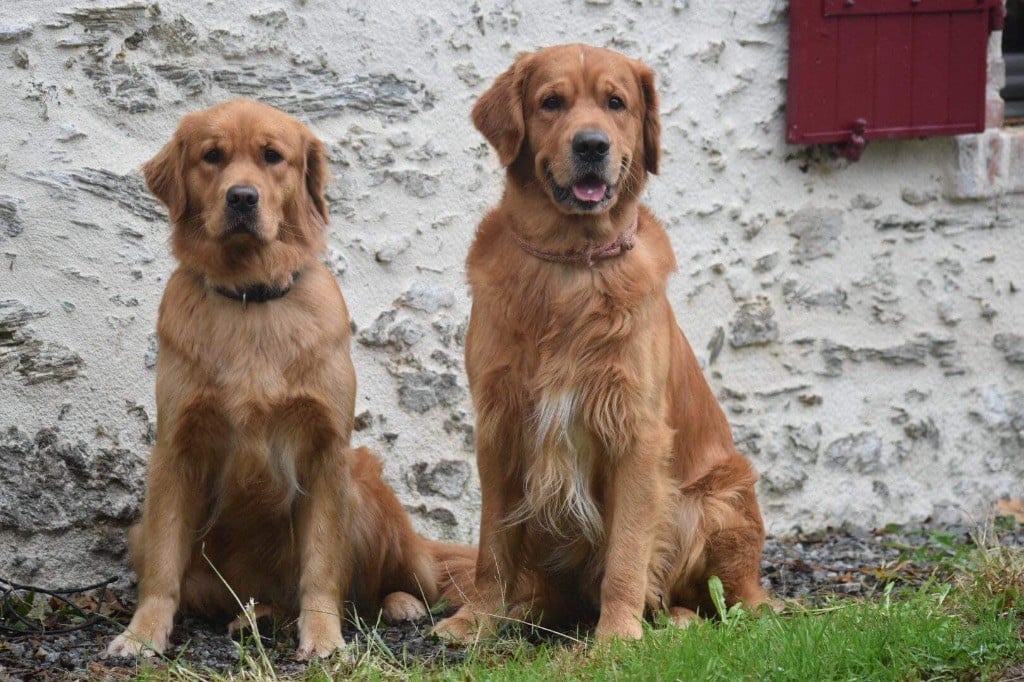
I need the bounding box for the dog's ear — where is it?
[304,135,330,225]
[143,132,189,224]
[473,53,534,167]
[635,62,662,175]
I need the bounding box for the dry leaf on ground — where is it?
[995,499,1024,523]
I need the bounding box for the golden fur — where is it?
[432,45,769,643]
[108,100,474,659]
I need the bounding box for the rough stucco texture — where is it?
[1,1,1021,585]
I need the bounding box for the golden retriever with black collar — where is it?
[108,100,473,659]
[432,45,769,643]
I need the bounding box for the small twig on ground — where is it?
[0,575,120,638]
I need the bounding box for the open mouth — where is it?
[546,168,615,211]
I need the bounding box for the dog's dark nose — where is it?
[572,130,610,163]
[226,184,259,211]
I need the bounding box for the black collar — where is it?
[211,271,302,304]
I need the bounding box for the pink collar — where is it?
[511,216,639,267]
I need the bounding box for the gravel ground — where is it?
[2,523,1022,681]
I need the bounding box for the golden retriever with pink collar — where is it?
[433,45,769,642]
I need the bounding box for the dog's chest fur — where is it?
[160,274,350,505]
[509,388,605,559]
[208,321,309,505]
[471,217,672,574]
[509,321,636,569]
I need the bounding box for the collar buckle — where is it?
[211,270,302,304]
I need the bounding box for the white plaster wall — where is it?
[1,0,1021,584]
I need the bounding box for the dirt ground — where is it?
[2,523,1021,680]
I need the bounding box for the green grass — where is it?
[135,540,1024,681]
[423,589,1021,681]
[329,586,1023,682]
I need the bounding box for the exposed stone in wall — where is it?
[758,422,822,495]
[358,310,425,351]
[55,3,155,38]
[0,427,141,533]
[901,188,937,207]
[729,297,779,348]
[82,59,160,113]
[404,504,462,542]
[994,333,1024,365]
[397,370,464,414]
[374,237,411,263]
[0,301,84,385]
[399,282,455,314]
[818,334,961,376]
[760,462,807,496]
[851,257,904,325]
[787,206,842,262]
[409,459,470,500]
[443,411,475,452]
[967,385,1024,477]
[0,427,143,580]
[23,168,164,222]
[824,431,884,474]
[0,195,24,239]
[782,278,848,312]
[0,22,35,43]
[156,65,435,122]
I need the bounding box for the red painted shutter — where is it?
[787,0,1005,158]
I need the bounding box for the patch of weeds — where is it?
[960,525,1024,612]
[884,527,976,576]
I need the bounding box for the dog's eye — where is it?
[202,148,223,164]
[263,148,284,165]
[608,96,626,111]
[540,95,563,111]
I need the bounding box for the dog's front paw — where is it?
[381,591,428,624]
[296,611,346,660]
[107,599,174,657]
[106,626,170,657]
[430,615,475,643]
[594,613,644,642]
[431,605,493,644]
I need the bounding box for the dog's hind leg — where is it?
[381,591,429,624]
[179,558,236,618]
[667,605,699,628]
[226,604,279,636]
[681,454,770,614]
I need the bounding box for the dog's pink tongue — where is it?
[572,181,607,202]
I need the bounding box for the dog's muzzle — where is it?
[224,184,260,236]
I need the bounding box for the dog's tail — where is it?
[425,540,477,607]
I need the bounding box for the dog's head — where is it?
[144,99,329,279]
[474,44,660,215]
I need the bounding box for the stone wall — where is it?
[1,0,1021,585]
